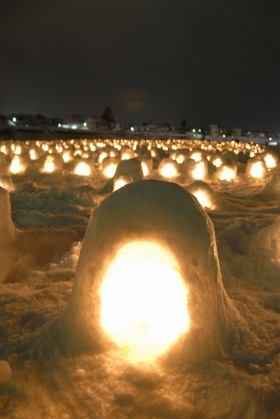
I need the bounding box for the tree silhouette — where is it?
[101,106,115,123]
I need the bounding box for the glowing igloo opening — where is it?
[99,241,189,361]
[43,155,55,173]
[248,160,266,179]
[192,190,212,208]
[113,175,132,191]
[74,161,91,176]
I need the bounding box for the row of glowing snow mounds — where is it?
[0,138,278,188]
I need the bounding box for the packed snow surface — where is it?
[0,138,280,419]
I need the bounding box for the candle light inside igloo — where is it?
[99,241,189,362]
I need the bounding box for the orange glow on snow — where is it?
[43,156,55,173]
[175,153,186,164]
[29,149,39,160]
[192,161,206,180]
[263,154,277,170]
[103,163,118,178]
[113,176,131,191]
[13,145,22,155]
[74,161,91,176]
[121,152,133,160]
[160,163,178,178]
[10,156,24,174]
[219,165,236,181]
[99,242,189,362]
[141,161,149,177]
[212,157,222,168]
[192,190,212,209]
[190,152,202,162]
[0,145,9,155]
[98,151,109,164]
[62,151,72,163]
[250,161,265,178]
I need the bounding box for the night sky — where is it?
[1,0,280,131]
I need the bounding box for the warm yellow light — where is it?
[74,149,82,157]
[98,151,109,164]
[263,154,277,169]
[0,178,13,191]
[192,190,212,209]
[212,157,222,168]
[219,166,236,181]
[141,161,149,177]
[43,156,55,173]
[30,148,41,160]
[250,161,264,178]
[121,152,132,160]
[113,176,131,191]
[99,242,189,362]
[74,161,91,176]
[62,151,72,163]
[29,149,36,160]
[160,163,178,178]
[176,154,185,164]
[0,145,9,155]
[192,161,205,180]
[190,152,201,162]
[14,145,22,155]
[42,144,49,152]
[103,163,118,178]
[110,150,118,157]
[10,155,23,174]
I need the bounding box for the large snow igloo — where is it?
[58,180,243,362]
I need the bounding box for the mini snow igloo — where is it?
[58,180,244,363]
[261,166,280,197]
[100,158,143,193]
[0,187,18,283]
[186,180,222,210]
[158,158,179,179]
[251,218,280,289]
[114,158,143,182]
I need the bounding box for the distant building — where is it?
[229,128,242,137]
[8,114,40,126]
[59,115,98,131]
[209,125,219,137]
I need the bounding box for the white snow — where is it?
[0,138,280,418]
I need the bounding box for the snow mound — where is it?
[0,187,16,238]
[0,176,13,191]
[57,180,250,362]
[0,187,21,283]
[254,218,280,261]
[261,166,280,196]
[249,218,280,286]
[114,158,143,182]
[99,158,143,193]
[186,180,222,210]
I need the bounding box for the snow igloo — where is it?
[58,180,245,363]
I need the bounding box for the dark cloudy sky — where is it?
[1,0,279,131]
